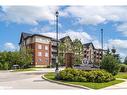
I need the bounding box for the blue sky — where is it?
[0,6,127,60]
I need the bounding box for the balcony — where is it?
[52,42,57,46]
[51,55,56,59]
[52,48,57,52]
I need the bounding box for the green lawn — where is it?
[115,72,127,79]
[44,72,124,89]
[12,68,37,72]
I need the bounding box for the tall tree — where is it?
[0,48,32,70]
[72,39,83,65]
[19,48,32,68]
[58,37,73,66]
[58,42,66,65]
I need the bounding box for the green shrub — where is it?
[3,62,9,70]
[0,63,3,70]
[57,68,88,82]
[56,68,115,83]
[87,70,115,83]
[120,64,127,72]
[100,54,121,76]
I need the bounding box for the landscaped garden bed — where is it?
[43,68,124,89]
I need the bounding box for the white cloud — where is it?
[0,6,59,25]
[38,29,92,43]
[30,26,52,33]
[108,39,127,49]
[92,40,102,48]
[4,42,16,51]
[63,6,127,25]
[117,23,127,36]
[107,39,127,61]
[1,6,127,26]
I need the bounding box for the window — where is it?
[32,52,34,56]
[38,44,42,49]
[38,58,42,62]
[45,59,48,63]
[32,59,34,63]
[45,52,48,57]
[38,52,42,56]
[45,45,48,50]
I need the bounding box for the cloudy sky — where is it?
[0,6,127,60]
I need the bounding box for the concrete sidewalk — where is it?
[103,79,127,90]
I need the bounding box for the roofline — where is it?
[94,48,108,51]
[83,42,93,45]
[83,42,95,49]
[33,34,53,39]
[24,34,54,40]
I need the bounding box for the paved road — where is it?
[0,68,82,89]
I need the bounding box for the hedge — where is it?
[56,68,115,83]
[120,64,127,72]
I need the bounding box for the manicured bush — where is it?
[100,54,121,76]
[120,64,127,72]
[56,68,115,83]
[57,68,88,82]
[87,70,115,83]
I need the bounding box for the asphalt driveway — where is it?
[0,68,82,89]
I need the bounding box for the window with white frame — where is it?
[38,52,42,56]
[38,44,42,49]
[45,45,48,50]
[45,52,48,57]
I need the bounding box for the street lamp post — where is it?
[101,28,104,56]
[55,11,59,73]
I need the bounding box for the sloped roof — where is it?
[60,36,72,42]
[19,32,57,44]
[83,42,95,49]
[22,32,32,39]
[19,32,32,44]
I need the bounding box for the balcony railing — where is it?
[51,55,56,59]
[52,49,57,52]
[52,42,57,46]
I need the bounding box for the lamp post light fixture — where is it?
[101,28,104,56]
[55,11,59,73]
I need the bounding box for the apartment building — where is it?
[83,42,107,64]
[19,32,57,67]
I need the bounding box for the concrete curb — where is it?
[116,78,127,81]
[42,73,93,90]
[101,78,126,90]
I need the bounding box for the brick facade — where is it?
[19,33,57,67]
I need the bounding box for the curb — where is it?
[42,73,93,90]
[101,78,126,90]
[116,78,127,81]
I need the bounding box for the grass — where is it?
[44,72,124,89]
[115,72,127,79]
[12,68,37,72]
